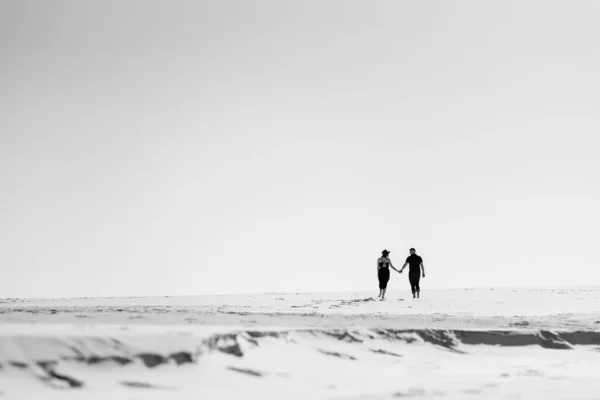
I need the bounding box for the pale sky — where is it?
[1,0,599,298]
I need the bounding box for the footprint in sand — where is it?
[369,349,403,358]
[227,367,264,377]
[121,381,174,390]
[350,297,376,303]
[317,349,356,361]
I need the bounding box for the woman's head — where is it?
[381,249,390,257]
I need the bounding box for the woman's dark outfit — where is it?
[378,259,390,289]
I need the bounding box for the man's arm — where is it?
[421,262,425,277]
[400,262,408,273]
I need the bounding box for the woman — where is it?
[377,249,400,300]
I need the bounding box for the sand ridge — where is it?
[1,287,600,399]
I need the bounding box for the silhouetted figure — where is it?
[400,248,425,298]
[377,249,400,300]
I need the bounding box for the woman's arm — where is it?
[390,260,400,273]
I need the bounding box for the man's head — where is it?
[409,248,416,255]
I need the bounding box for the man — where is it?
[400,248,425,298]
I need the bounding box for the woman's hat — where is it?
[382,249,390,256]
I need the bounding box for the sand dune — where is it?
[1,287,600,399]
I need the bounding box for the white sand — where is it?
[1,287,600,399]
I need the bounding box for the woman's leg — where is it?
[378,269,387,298]
[380,269,389,300]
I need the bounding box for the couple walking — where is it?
[377,248,425,300]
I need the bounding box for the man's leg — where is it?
[415,274,421,298]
